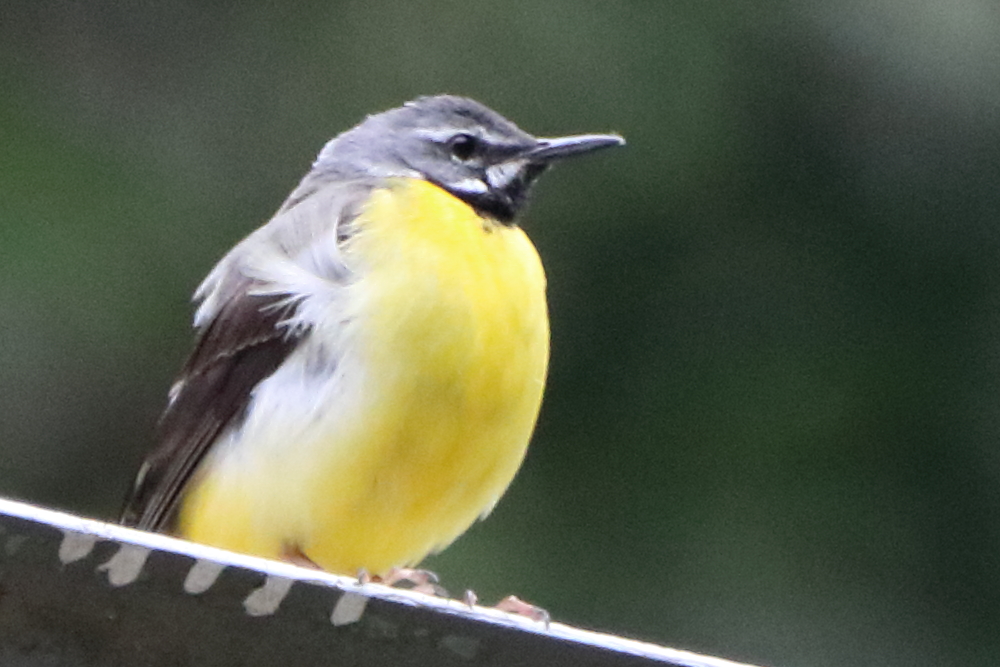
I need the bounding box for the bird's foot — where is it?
[495,595,551,626]
[360,567,449,597]
[462,589,550,626]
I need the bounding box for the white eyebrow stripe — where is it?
[414,127,465,143]
[414,127,517,147]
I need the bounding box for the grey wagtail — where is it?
[121,95,623,578]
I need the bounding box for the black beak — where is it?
[524,133,625,163]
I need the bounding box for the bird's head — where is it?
[313,95,624,223]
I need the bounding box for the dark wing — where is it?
[119,284,303,531]
[120,177,373,531]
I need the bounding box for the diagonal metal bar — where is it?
[0,497,762,667]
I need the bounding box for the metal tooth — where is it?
[58,529,97,564]
[184,558,226,594]
[98,543,151,587]
[331,591,369,627]
[243,574,294,617]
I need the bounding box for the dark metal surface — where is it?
[0,498,758,667]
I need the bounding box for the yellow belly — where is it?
[179,179,549,575]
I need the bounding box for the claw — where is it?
[495,595,550,627]
[463,589,478,609]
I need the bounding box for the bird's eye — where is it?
[448,133,478,161]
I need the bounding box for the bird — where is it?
[120,95,624,580]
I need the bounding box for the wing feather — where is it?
[120,178,373,531]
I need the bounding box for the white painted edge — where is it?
[0,497,763,667]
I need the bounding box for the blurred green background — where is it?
[2,2,999,665]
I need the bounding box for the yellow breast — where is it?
[180,179,549,575]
